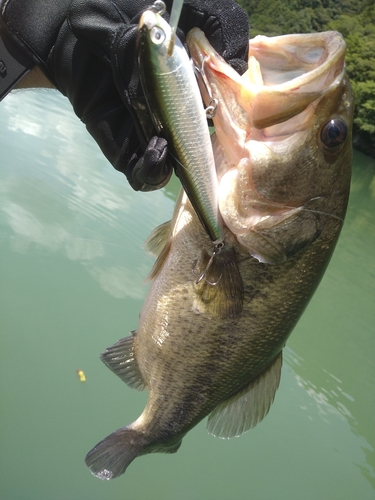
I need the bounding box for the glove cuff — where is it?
[0,0,71,89]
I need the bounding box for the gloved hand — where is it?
[0,0,249,190]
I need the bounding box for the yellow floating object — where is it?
[77,369,86,382]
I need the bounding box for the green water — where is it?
[0,91,374,500]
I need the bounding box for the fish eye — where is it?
[150,26,166,45]
[320,119,348,149]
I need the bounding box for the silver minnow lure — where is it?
[137,3,223,246]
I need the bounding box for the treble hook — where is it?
[194,56,218,119]
[193,242,224,285]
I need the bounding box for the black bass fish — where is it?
[85,30,353,480]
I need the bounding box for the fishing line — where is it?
[238,197,344,222]
[168,0,184,56]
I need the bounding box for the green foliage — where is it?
[237,0,375,156]
[328,4,375,155]
[353,81,375,135]
[237,0,368,36]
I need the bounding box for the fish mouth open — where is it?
[187,29,346,122]
[187,29,347,162]
[187,29,352,264]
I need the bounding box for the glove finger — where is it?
[83,98,139,170]
[68,0,131,64]
[127,136,172,192]
[68,0,164,63]
[178,1,249,70]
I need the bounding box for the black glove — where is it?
[0,0,249,191]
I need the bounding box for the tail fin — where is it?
[85,426,149,480]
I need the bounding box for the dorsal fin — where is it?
[207,351,283,438]
[100,333,146,391]
[143,220,172,258]
[146,237,172,282]
[143,220,173,282]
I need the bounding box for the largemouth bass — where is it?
[85,30,353,480]
[137,3,223,246]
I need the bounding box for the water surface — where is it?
[1,91,374,499]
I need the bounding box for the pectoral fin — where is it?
[100,333,146,391]
[194,246,244,319]
[207,351,282,438]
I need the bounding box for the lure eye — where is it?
[320,119,347,148]
[150,26,166,45]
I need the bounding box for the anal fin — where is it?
[100,333,146,391]
[207,351,283,438]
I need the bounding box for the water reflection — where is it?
[0,91,374,499]
[287,348,352,421]
[283,164,375,488]
[1,92,176,301]
[284,345,375,488]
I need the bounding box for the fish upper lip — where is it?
[247,32,346,92]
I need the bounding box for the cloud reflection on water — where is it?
[0,91,174,301]
[1,89,374,493]
[284,346,375,487]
